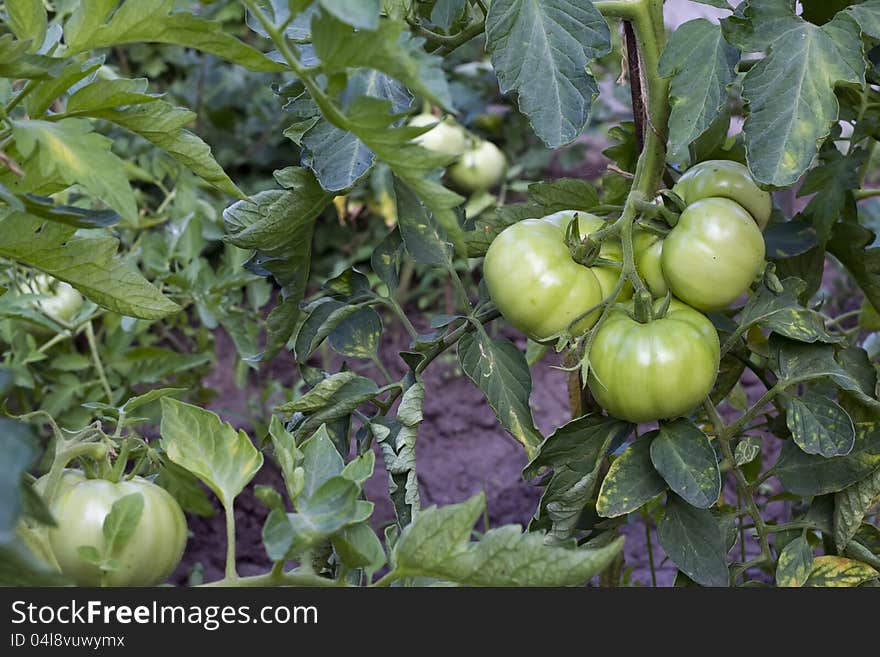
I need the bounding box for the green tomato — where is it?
[35,470,188,586]
[588,299,720,423]
[661,197,765,311]
[448,139,507,192]
[484,211,607,340]
[19,274,84,324]
[672,160,772,230]
[409,113,469,157]
[633,232,668,297]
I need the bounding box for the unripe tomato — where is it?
[35,470,187,586]
[633,232,668,297]
[483,211,609,340]
[588,299,720,423]
[20,274,83,325]
[661,197,765,311]
[448,139,507,192]
[408,113,469,157]
[672,160,772,230]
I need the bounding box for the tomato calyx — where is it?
[565,213,613,267]
[634,197,680,227]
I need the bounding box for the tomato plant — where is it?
[2,0,879,593]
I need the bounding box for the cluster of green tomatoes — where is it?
[408,112,507,193]
[483,161,771,424]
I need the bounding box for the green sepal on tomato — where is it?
[34,470,188,587]
[587,299,720,423]
[483,210,628,341]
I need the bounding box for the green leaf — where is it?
[843,538,880,570]
[734,7,865,186]
[485,0,612,148]
[74,84,243,199]
[797,146,864,243]
[267,416,304,504]
[392,493,625,586]
[843,1,880,38]
[0,34,60,79]
[155,458,216,518]
[312,12,451,109]
[102,493,144,557]
[786,392,856,457]
[775,534,814,587]
[770,336,879,409]
[371,230,403,294]
[263,425,369,560]
[255,485,284,511]
[803,555,879,586]
[431,0,467,29]
[122,387,185,412]
[692,0,734,7]
[341,450,376,486]
[650,419,721,509]
[738,278,840,344]
[75,545,103,567]
[294,299,359,361]
[299,426,345,499]
[464,203,543,258]
[297,120,373,192]
[0,182,25,212]
[657,494,729,587]
[526,179,600,213]
[372,383,423,526]
[834,469,880,551]
[458,332,542,457]
[287,478,365,549]
[319,0,381,30]
[276,372,378,438]
[827,221,880,316]
[301,97,465,254]
[160,398,264,510]
[6,0,48,49]
[763,219,819,258]
[659,19,739,163]
[12,118,137,221]
[223,167,332,359]
[332,522,386,577]
[65,0,283,72]
[0,419,36,543]
[526,414,631,543]
[328,307,382,359]
[0,540,69,586]
[395,179,455,268]
[0,212,180,320]
[773,424,880,495]
[19,194,119,229]
[22,57,102,118]
[597,434,667,518]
